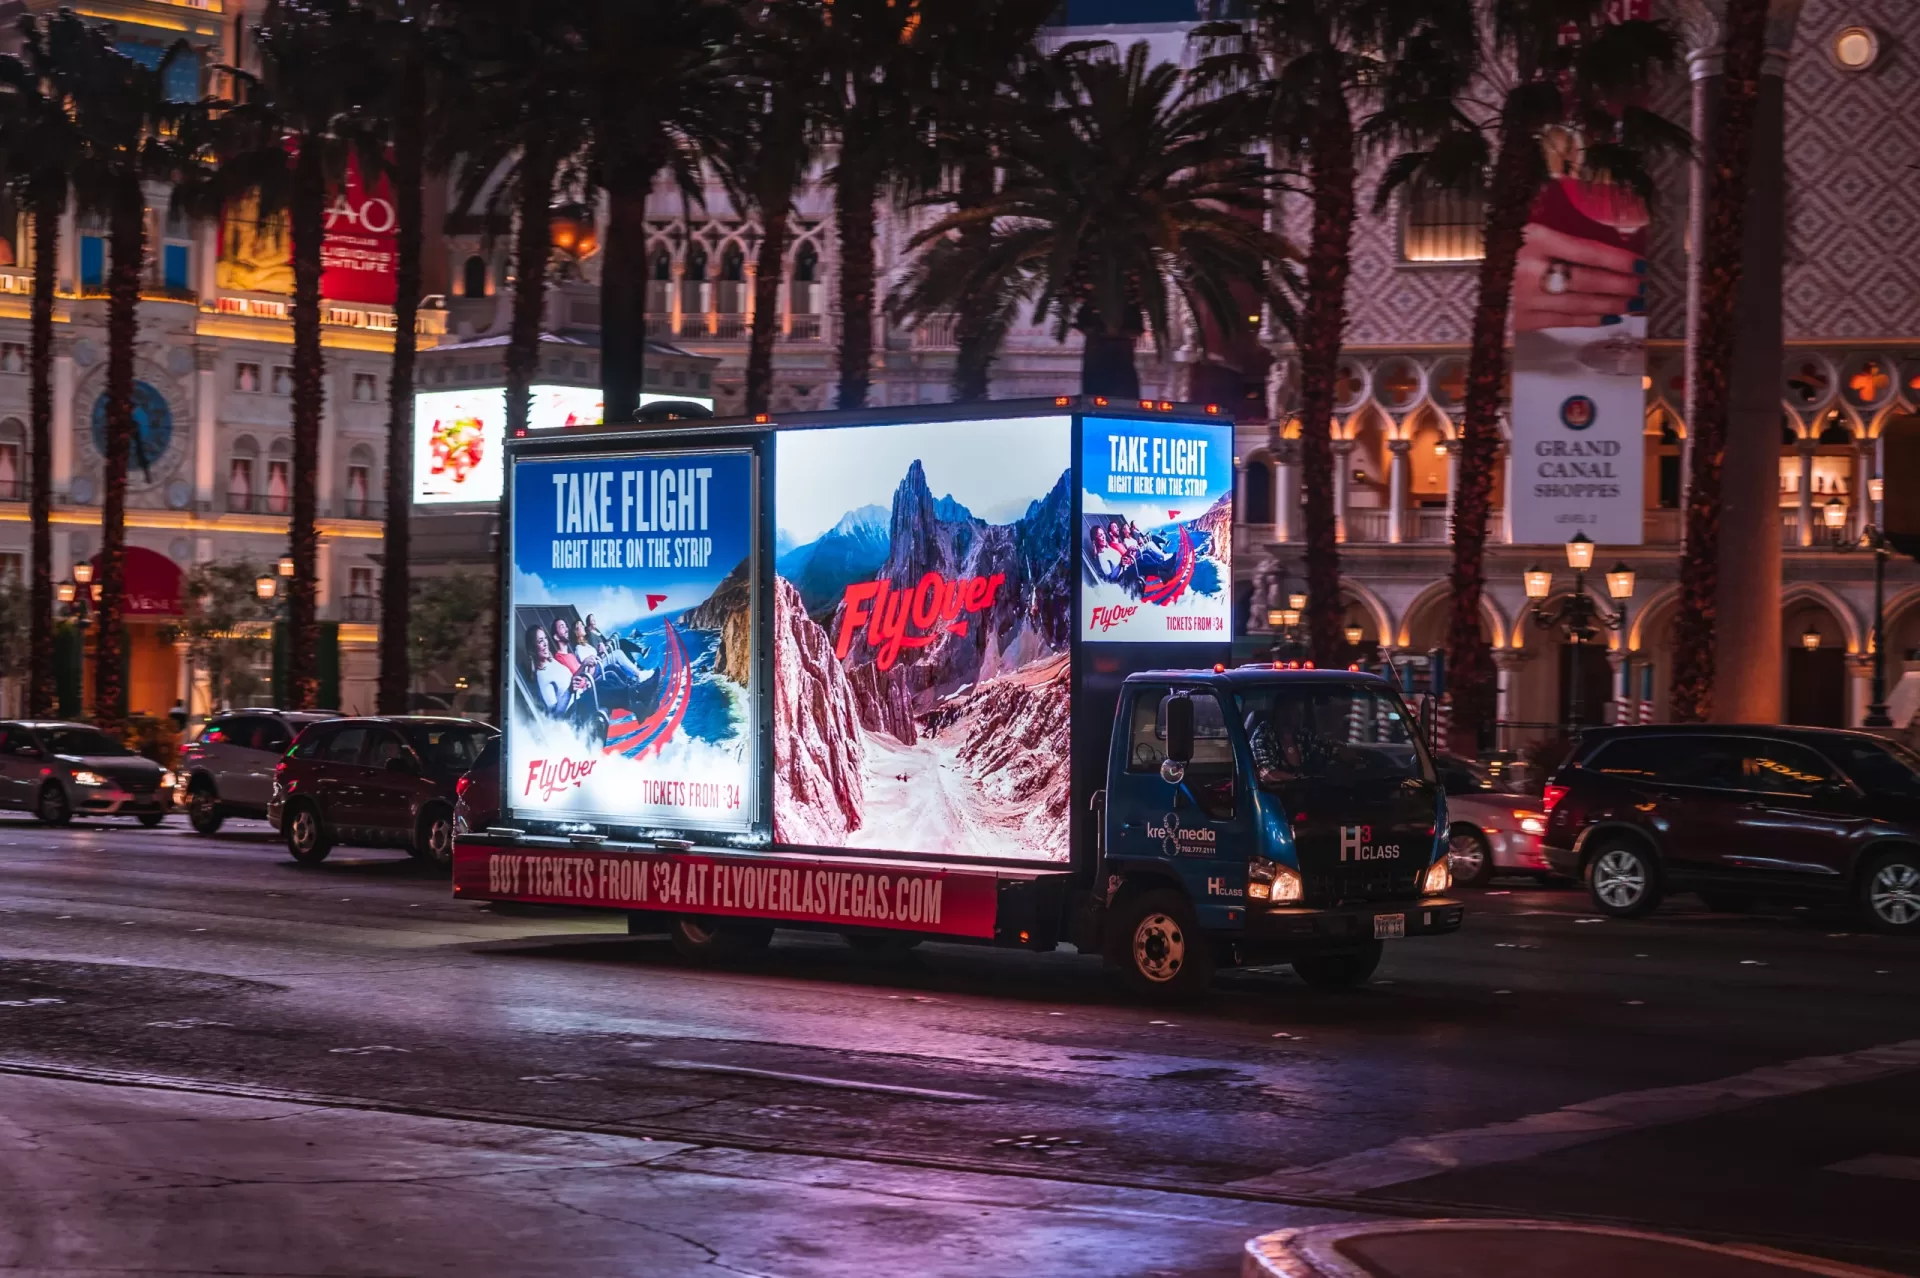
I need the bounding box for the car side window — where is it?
[1590,737,1729,788]
[199,718,232,746]
[1730,740,1840,797]
[2,727,37,756]
[364,731,410,771]
[322,726,370,765]
[256,720,293,755]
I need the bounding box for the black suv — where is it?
[1542,725,1920,933]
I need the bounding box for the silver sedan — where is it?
[1444,790,1554,888]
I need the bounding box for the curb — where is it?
[1242,1219,1905,1278]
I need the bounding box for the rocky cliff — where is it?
[771,577,865,845]
[1193,492,1233,575]
[680,557,753,686]
[952,652,1072,859]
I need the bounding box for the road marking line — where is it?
[1826,1154,1920,1182]
[650,1059,991,1103]
[1232,1038,1920,1196]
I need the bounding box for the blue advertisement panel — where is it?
[1079,416,1233,642]
[506,449,757,832]
[772,416,1073,864]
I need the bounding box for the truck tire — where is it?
[1105,888,1214,1004]
[1585,838,1662,917]
[670,916,774,961]
[1292,942,1384,991]
[187,781,224,835]
[284,801,331,865]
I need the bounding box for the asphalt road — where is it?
[1,814,1917,1277]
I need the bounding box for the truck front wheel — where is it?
[1292,942,1384,991]
[1106,888,1214,1004]
[670,916,774,961]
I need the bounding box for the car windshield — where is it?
[1237,683,1432,788]
[1826,737,1920,796]
[403,724,497,777]
[40,727,133,758]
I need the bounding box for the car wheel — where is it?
[1447,825,1495,888]
[669,916,774,961]
[1105,888,1214,1004]
[1859,849,1920,935]
[411,805,455,869]
[187,783,224,835]
[284,802,331,865]
[1292,942,1385,991]
[136,813,164,828]
[37,783,70,827]
[1586,839,1661,917]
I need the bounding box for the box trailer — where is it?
[452,399,1460,999]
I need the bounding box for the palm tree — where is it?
[1370,4,1684,752]
[570,0,743,425]
[64,28,196,729]
[895,43,1292,400]
[1669,0,1772,722]
[214,0,383,711]
[1196,0,1469,665]
[0,12,89,718]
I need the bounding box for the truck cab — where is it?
[1095,666,1461,998]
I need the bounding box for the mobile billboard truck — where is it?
[454,400,1461,1000]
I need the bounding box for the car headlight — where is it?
[1247,854,1303,904]
[71,770,107,788]
[1423,857,1452,895]
[1516,811,1546,835]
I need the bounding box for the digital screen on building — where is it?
[505,448,758,833]
[1078,416,1233,642]
[413,388,504,504]
[771,415,1072,864]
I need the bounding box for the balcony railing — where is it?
[336,498,384,521]
[340,595,378,622]
[1412,510,1451,542]
[0,478,21,502]
[645,314,672,338]
[226,492,291,516]
[1346,510,1392,542]
[713,313,748,340]
[787,313,823,341]
[913,314,959,350]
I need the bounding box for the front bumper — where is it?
[1488,830,1552,872]
[74,787,170,816]
[1544,843,1581,876]
[1244,896,1463,946]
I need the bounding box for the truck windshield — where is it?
[1237,684,1432,788]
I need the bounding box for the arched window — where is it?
[651,249,672,281]
[719,245,744,283]
[1243,457,1274,524]
[790,242,819,315]
[345,443,375,519]
[0,418,23,500]
[266,439,291,515]
[228,435,259,512]
[461,255,487,298]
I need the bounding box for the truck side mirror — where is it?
[1165,694,1195,765]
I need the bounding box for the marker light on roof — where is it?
[1213,663,1225,673]
[1303,661,1315,670]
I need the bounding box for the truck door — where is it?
[1107,684,1249,926]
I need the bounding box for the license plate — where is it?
[1373,913,1406,940]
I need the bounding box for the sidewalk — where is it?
[1244,1220,1904,1278]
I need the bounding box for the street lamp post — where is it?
[1265,587,1310,663]
[1524,533,1634,729]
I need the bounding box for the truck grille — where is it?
[1304,864,1423,906]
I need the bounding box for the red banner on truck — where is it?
[452,844,1001,939]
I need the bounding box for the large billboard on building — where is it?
[216,153,398,305]
[414,388,503,504]
[771,416,1072,864]
[506,449,758,833]
[1508,175,1648,545]
[1079,415,1233,642]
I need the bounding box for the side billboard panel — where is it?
[1079,416,1233,641]
[415,388,503,504]
[507,449,758,834]
[772,416,1072,864]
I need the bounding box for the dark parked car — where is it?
[1542,724,1920,933]
[175,710,337,833]
[267,717,498,868]
[453,735,500,835]
[0,721,172,826]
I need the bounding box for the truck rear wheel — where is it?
[670,916,774,961]
[1106,888,1214,1004]
[1292,942,1384,991]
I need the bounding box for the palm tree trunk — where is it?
[1079,328,1140,399]
[507,137,556,436]
[286,140,327,711]
[94,175,144,731]
[26,176,59,718]
[745,189,791,416]
[833,139,876,410]
[1671,0,1771,723]
[1295,96,1355,668]
[1445,123,1537,754]
[379,77,425,715]
[600,168,649,425]
[949,152,998,403]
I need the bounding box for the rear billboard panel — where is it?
[1079,416,1233,641]
[772,416,1072,864]
[506,448,758,833]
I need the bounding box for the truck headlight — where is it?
[1423,858,1452,895]
[71,770,107,789]
[1247,855,1302,904]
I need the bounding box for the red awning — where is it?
[88,546,184,617]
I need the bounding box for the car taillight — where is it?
[456,774,470,797]
[1542,783,1568,812]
